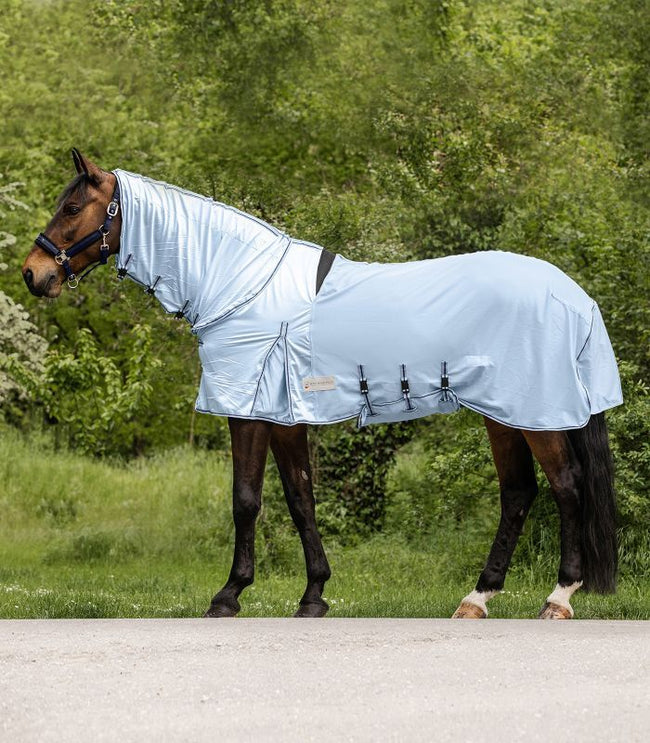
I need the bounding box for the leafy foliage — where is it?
[0,177,47,421]
[39,326,160,457]
[310,422,415,536]
[0,0,648,551]
[608,362,650,572]
[385,411,497,540]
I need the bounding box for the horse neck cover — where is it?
[114,169,622,430]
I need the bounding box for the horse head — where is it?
[22,149,121,297]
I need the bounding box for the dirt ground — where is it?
[1,618,648,742]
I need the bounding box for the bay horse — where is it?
[22,150,620,619]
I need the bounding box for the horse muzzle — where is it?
[22,257,62,298]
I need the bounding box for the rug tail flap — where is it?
[576,304,623,414]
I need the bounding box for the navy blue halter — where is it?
[34,180,121,288]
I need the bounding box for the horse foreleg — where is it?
[204,418,273,618]
[522,430,583,619]
[453,419,538,619]
[271,424,331,617]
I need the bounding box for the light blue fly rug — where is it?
[114,170,623,430]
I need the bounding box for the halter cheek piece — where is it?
[34,181,121,289]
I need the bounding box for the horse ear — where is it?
[71,148,85,175]
[71,148,104,184]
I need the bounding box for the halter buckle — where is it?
[106,201,119,217]
[55,252,69,266]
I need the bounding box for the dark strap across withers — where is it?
[316,248,336,295]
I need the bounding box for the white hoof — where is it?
[452,601,487,619]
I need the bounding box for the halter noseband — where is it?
[34,180,121,289]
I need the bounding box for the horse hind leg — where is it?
[522,429,584,620]
[271,424,331,618]
[538,582,581,619]
[453,418,538,619]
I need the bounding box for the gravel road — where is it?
[1,618,648,742]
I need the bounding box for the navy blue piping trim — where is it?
[194,402,610,431]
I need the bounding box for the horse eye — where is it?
[65,204,81,216]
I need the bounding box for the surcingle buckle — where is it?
[145,275,161,296]
[116,253,132,280]
[437,360,459,413]
[358,365,376,417]
[175,300,190,319]
[400,364,415,411]
[440,361,450,402]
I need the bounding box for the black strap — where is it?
[358,364,376,417]
[316,248,335,295]
[400,364,415,411]
[175,300,190,319]
[440,361,450,401]
[117,253,132,279]
[34,233,61,258]
[145,276,161,295]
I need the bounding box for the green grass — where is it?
[2,548,648,620]
[1,427,649,619]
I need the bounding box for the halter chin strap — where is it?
[34,180,121,289]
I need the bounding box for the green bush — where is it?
[608,361,650,577]
[0,0,647,561]
[311,421,415,537]
[0,177,47,424]
[39,325,160,457]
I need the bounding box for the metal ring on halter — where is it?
[67,274,79,289]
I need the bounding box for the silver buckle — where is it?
[106,201,119,217]
[55,252,69,266]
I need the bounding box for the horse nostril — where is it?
[23,268,34,288]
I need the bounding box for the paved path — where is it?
[1,619,648,742]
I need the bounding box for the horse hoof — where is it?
[538,601,573,620]
[293,600,329,618]
[452,601,487,619]
[204,599,240,618]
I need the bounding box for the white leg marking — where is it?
[545,581,583,617]
[461,589,497,617]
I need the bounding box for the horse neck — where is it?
[115,170,291,326]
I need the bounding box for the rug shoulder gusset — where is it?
[194,241,321,422]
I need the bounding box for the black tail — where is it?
[567,412,618,593]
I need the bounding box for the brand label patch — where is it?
[303,376,336,392]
